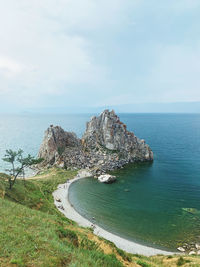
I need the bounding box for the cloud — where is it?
[0,56,24,77]
[0,0,200,111]
[98,41,200,106]
[144,43,200,102]
[0,0,137,106]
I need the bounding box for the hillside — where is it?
[0,169,200,267]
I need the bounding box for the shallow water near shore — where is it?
[69,114,200,250]
[1,113,200,250]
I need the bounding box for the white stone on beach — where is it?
[177,247,185,252]
[98,174,116,183]
[195,243,200,249]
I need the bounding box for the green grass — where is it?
[176,256,191,266]
[1,169,200,267]
[0,169,122,267]
[1,169,75,215]
[136,259,153,267]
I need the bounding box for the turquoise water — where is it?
[69,114,200,250]
[1,113,200,250]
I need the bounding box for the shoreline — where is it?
[53,170,175,256]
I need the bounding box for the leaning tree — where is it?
[2,149,43,189]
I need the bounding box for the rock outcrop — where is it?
[38,110,153,174]
[38,126,80,165]
[82,110,153,161]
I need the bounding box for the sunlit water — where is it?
[1,113,200,250]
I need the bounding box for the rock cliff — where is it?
[38,110,153,174]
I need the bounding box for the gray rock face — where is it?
[38,125,80,165]
[82,110,153,161]
[38,110,153,173]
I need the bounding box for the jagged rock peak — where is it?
[82,110,153,161]
[82,109,131,150]
[38,110,153,172]
[38,125,80,164]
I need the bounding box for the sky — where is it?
[0,0,200,113]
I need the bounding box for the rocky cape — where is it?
[38,110,153,175]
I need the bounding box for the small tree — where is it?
[2,149,43,189]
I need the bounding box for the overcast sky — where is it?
[0,0,200,112]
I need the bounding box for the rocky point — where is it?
[38,110,153,175]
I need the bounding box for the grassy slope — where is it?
[0,169,200,267]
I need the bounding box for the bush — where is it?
[137,259,152,267]
[57,146,65,156]
[177,256,190,266]
[167,255,173,259]
[10,258,25,267]
[86,251,123,267]
[80,236,99,251]
[116,247,132,262]
[57,226,79,247]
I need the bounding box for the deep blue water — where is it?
[69,114,200,249]
[1,113,200,249]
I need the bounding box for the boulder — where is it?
[189,251,196,255]
[195,244,200,250]
[98,174,116,184]
[177,247,185,252]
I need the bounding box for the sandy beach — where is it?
[53,170,175,256]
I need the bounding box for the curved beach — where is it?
[53,170,175,256]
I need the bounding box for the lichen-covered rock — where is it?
[38,110,153,173]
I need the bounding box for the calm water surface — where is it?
[69,114,200,250]
[1,113,200,250]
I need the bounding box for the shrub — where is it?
[167,255,173,259]
[80,236,99,251]
[57,226,79,247]
[177,256,191,266]
[57,146,65,156]
[10,258,25,267]
[177,256,185,266]
[116,247,132,262]
[137,259,152,267]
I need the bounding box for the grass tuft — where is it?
[137,259,152,267]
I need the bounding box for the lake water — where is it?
[1,113,200,250]
[69,113,200,250]
[0,113,91,171]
